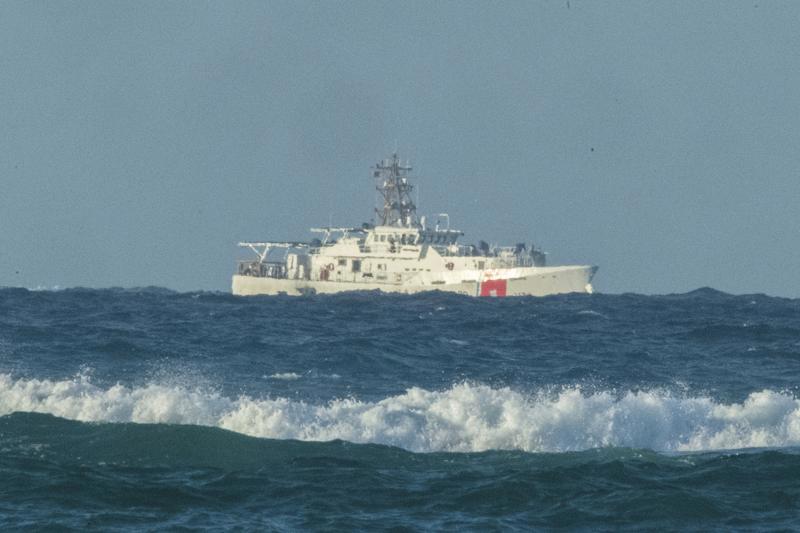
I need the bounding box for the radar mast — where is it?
[373,153,418,227]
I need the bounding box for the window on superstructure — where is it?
[338,259,347,266]
[352,260,361,272]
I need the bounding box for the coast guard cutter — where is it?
[232,154,597,297]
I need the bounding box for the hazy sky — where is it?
[1,1,798,295]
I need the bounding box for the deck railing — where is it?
[237,261,286,279]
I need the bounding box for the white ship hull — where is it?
[232,265,597,297]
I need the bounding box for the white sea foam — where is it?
[442,338,469,346]
[268,372,302,380]
[27,285,62,292]
[2,373,800,453]
[577,309,609,319]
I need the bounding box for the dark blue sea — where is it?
[1,287,800,530]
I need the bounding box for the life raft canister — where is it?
[327,263,335,271]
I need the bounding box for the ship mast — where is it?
[373,153,418,227]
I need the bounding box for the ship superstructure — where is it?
[232,154,597,297]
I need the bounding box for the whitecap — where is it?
[441,338,469,346]
[3,374,800,454]
[268,372,302,381]
[577,309,609,319]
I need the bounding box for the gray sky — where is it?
[1,1,798,295]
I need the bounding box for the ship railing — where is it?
[310,227,366,246]
[431,244,540,267]
[237,260,287,279]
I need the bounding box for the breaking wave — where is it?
[2,373,800,453]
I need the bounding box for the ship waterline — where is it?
[232,154,597,297]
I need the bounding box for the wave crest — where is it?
[2,373,799,453]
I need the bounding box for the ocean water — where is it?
[1,287,800,530]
